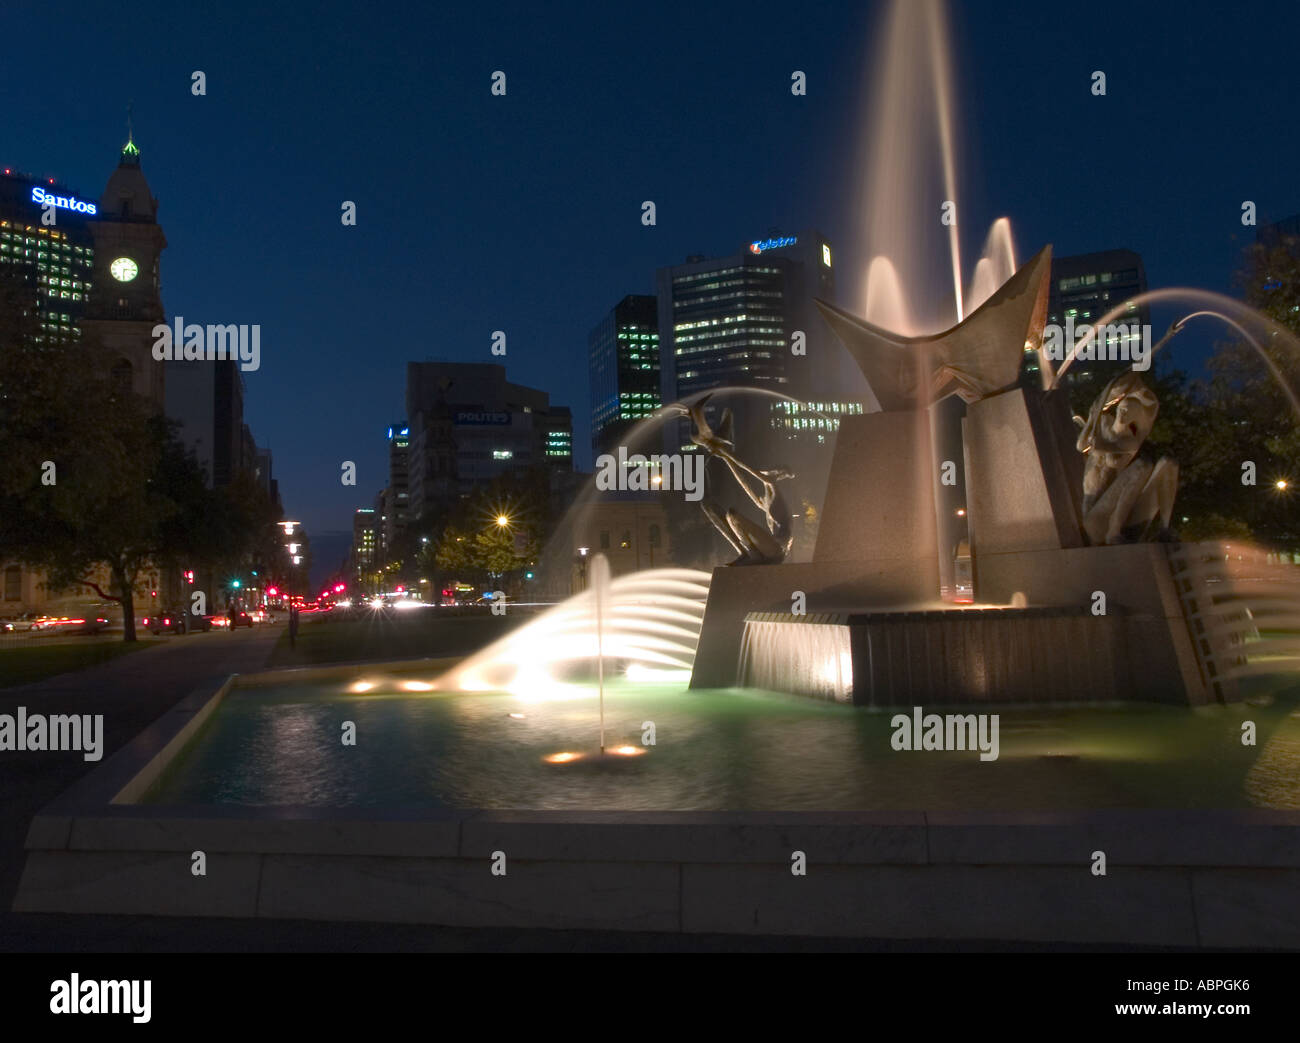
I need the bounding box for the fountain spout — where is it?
[591,553,612,751]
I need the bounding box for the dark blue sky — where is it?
[5,0,1299,580]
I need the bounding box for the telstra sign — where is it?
[30,186,97,215]
[749,236,796,253]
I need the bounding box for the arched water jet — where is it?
[863,256,915,334]
[434,567,712,696]
[537,386,846,587]
[966,218,1017,314]
[1048,288,1300,420]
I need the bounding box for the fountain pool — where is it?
[138,673,1300,812]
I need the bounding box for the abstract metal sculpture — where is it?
[672,396,794,566]
[814,245,1053,409]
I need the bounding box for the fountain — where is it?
[14,0,1300,947]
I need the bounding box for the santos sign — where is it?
[30,186,97,215]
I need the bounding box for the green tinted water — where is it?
[142,679,1300,811]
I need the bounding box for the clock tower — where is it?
[83,133,168,408]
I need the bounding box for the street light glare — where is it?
[1277,479,1289,491]
[496,514,509,527]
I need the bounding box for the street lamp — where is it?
[496,514,510,528]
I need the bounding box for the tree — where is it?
[1131,234,1300,548]
[474,525,532,585]
[0,266,218,639]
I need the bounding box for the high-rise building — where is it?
[588,294,661,455]
[405,362,574,523]
[384,424,411,556]
[655,230,866,455]
[0,166,96,345]
[349,508,378,591]
[165,359,250,489]
[1026,248,1149,398]
[542,405,573,465]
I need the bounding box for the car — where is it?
[30,615,110,635]
[143,612,212,635]
[226,609,254,629]
[142,614,185,635]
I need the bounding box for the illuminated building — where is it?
[1025,248,1149,400]
[0,167,96,346]
[405,362,574,522]
[589,294,661,455]
[655,229,867,454]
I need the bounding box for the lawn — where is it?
[0,638,161,688]
[267,606,536,668]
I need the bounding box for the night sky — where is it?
[4,0,1299,583]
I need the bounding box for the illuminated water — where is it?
[143,678,1300,811]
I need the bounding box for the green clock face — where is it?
[110,257,138,282]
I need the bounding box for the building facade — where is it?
[655,230,866,455]
[0,166,97,345]
[81,136,168,409]
[350,508,379,591]
[1024,248,1150,399]
[2,134,280,618]
[1,138,170,616]
[384,424,411,558]
[589,294,661,456]
[405,362,574,523]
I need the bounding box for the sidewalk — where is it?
[0,626,282,924]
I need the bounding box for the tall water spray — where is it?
[859,0,964,331]
[591,552,611,751]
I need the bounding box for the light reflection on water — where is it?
[142,680,1300,811]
